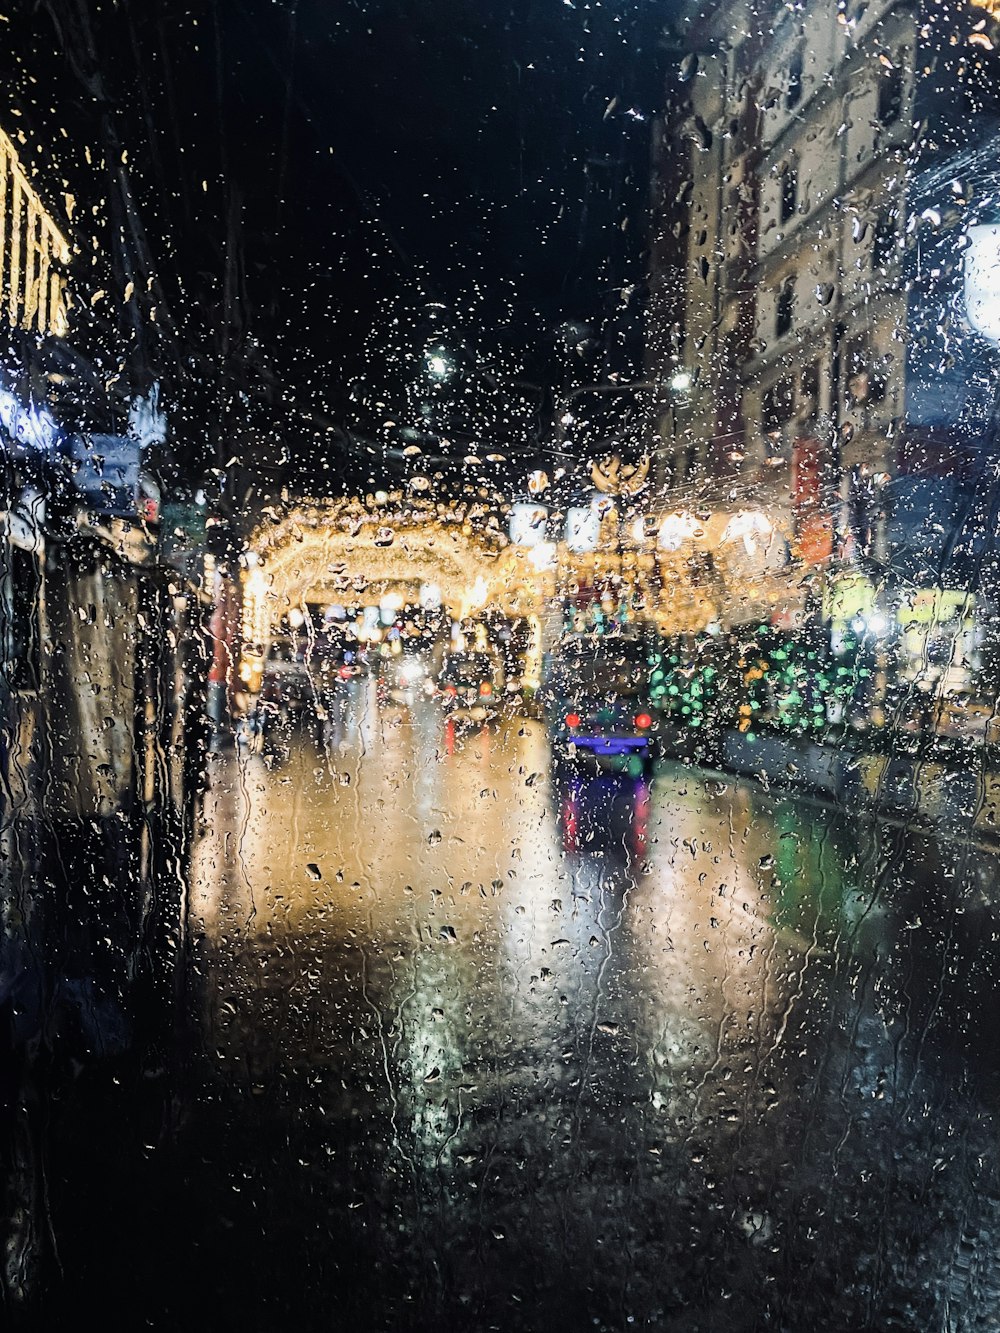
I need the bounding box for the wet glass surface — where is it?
[29,693,1000,1329]
[8,1,1000,1328]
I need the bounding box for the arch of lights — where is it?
[243,493,543,644]
[243,494,813,657]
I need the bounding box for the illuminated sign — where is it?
[66,433,142,517]
[792,436,833,565]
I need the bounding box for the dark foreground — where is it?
[21,688,1000,1331]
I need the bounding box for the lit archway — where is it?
[242,494,539,643]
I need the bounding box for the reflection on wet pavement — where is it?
[39,685,1000,1328]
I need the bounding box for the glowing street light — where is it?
[509,502,549,548]
[722,510,777,558]
[425,348,453,379]
[528,541,556,572]
[565,503,601,553]
[658,512,701,551]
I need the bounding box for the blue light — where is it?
[0,385,60,454]
[570,736,648,754]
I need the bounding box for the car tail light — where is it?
[444,683,458,697]
[479,682,493,697]
[565,712,581,728]
[634,712,652,729]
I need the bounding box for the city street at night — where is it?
[9,0,1000,1327]
[36,686,1000,1330]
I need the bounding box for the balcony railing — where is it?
[0,128,70,338]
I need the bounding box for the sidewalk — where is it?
[659,723,1000,839]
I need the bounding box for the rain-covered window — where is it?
[4,1,1000,1329]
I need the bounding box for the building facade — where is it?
[650,0,1000,670]
[0,123,209,1304]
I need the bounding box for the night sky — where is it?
[3,0,670,481]
[216,2,665,381]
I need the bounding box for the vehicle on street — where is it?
[259,636,313,711]
[243,636,315,758]
[376,639,436,706]
[437,651,502,722]
[543,633,658,773]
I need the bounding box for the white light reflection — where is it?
[964,223,1000,343]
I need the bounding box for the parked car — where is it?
[543,633,657,772]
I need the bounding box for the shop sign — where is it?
[900,587,972,627]
[823,572,875,625]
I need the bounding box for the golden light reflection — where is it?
[0,127,71,336]
[630,773,798,1126]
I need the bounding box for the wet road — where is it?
[38,685,1000,1329]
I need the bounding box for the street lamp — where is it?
[425,350,453,380]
